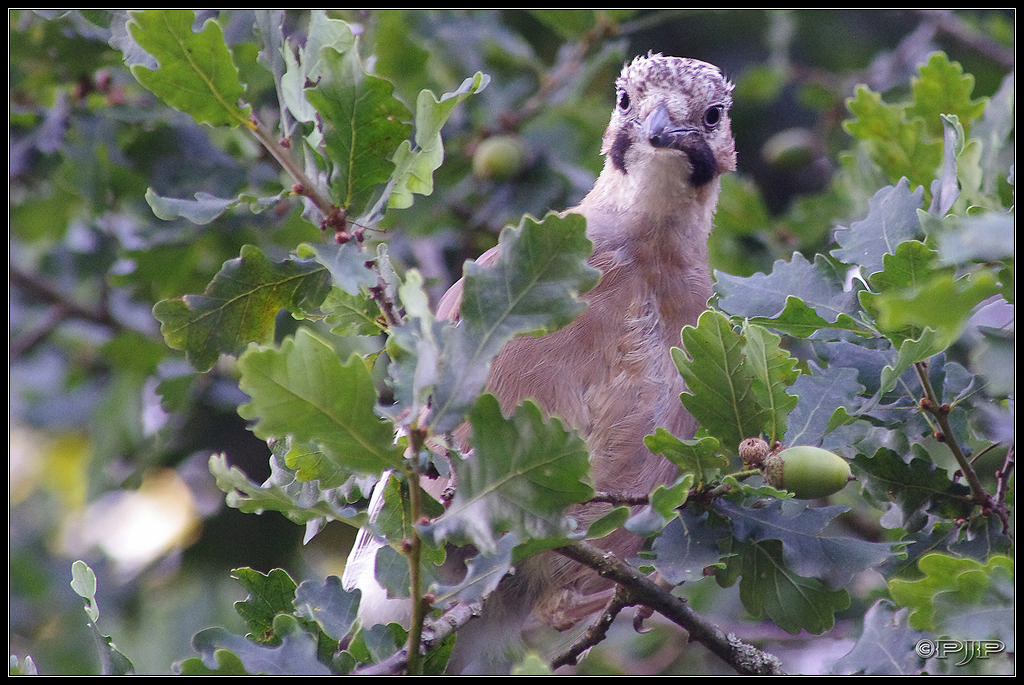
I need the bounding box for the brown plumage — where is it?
[435,53,737,672]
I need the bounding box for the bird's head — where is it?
[601,53,736,192]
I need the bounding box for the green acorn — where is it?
[762,446,853,499]
[472,135,527,180]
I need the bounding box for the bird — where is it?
[347,52,736,673]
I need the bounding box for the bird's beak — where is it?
[641,105,717,186]
[642,105,693,150]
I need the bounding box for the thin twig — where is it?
[551,583,633,669]
[589,491,650,507]
[403,465,426,675]
[914,361,987,500]
[248,115,335,221]
[555,541,786,675]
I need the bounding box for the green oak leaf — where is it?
[70,561,135,675]
[321,287,384,337]
[888,553,1013,640]
[153,245,331,372]
[428,212,599,433]
[128,10,252,128]
[716,498,895,588]
[236,327,403,476]
[304,43,412,215]
[831,179,924,277]
[278,10,356,127]
[852,448,971,528]
[651,508,733,584]
[419,394,593,555]
[862,253,999,350]
[907,52,988,140]
[832,599,930,675]
[644,430,727,486]
[624,474,694,536]
[208,452,367,526]
[232,567,299,643]
[843,86,939,190]
[931,212,1015,265]
[389,72,490,210]
[176,648,248,675]
[144,188,285,225]
[672,311,799,451]
[783,365,865,448]
[714,252,862,327]
[718,537,851,634]
[183,619,330,675]
[297,241,380,297]
[746,296,870,338]
[293,575,361,642]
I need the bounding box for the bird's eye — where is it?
[703,105,723,129]
[616,89,631,112]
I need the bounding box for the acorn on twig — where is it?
[761,445,854,500]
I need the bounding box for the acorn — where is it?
[762,446,853,499]
[472,134,527,180]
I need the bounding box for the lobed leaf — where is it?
[673,311,799,451]
[431,534,517,609]
[153,244,331,372]
[293,575,361,642]
[931,212,1015,265]
[428,212,599,433]
[888,553,1013,641]
[715,498,896,589]
[783,364,865,448]
[419,394,593,555]
[714,253,862,328]
[183,620,330,675]
[70,561,135,675]
[382,269,446,426]
[389,72,490,210]
[278,11,356,128]
[208,452,368,527]
[128,10,252,128]
[906,52,988,140]
[832,599,929,675]
[862,251,1000,350]
[741,321,801,442]
[644,430,727,486]
[745,296,870,339]
[651,507,731,584]
[844,86,940,190]
[624,475,694,536]
[297,241,380,297]
[232,567,298,642]
[236,327,403,476]
[851,448,971,528]
[717,537,851,634]
[145,188,285,225]
[831,179,924,277]
[304,45,412,215]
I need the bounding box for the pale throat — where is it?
[595,149,717,211]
